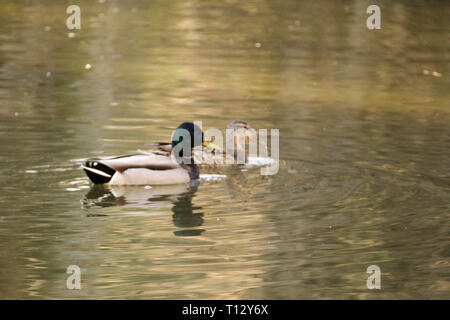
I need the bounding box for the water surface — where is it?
[0,0,449,299]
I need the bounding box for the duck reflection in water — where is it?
[82,182,205,236]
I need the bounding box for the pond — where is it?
[0,0,448,299]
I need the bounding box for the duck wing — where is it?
[98,154,180,172]
[156,142,172,153]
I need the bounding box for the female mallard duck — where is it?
[82,122,212,185]
[154,120,254,167]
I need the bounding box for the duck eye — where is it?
[93,162,98,167]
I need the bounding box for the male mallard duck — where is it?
[82,122,212,185]
[154,120,254,167]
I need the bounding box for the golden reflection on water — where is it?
[0,0,448,299]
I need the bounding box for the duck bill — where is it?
[202,140,221,152]
[247,135,256,142]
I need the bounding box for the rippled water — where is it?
[0,0,449,299]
